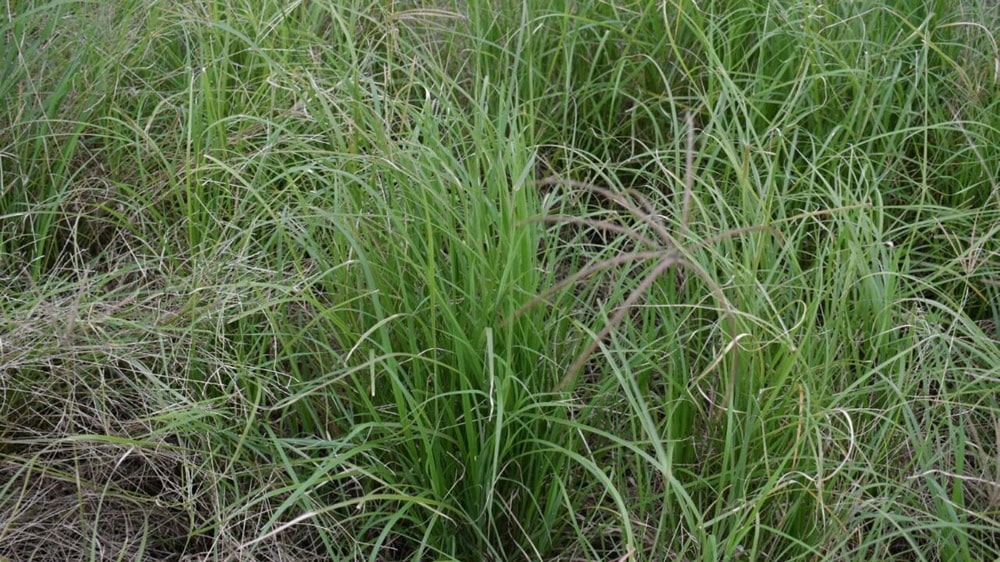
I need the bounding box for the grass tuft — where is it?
[2,0,999,560]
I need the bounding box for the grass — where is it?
[2,0,999,560]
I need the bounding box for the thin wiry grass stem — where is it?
[535,176,680,249]
[527,214,661,249]
[556,254,680,392]
[512,250,671,319]
[622,186,672,238]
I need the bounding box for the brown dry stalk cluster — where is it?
[513,113,740,412]
[516,113,864,416]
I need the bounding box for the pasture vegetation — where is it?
[2,0,999,560]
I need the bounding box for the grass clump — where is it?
[2,0,999,560]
